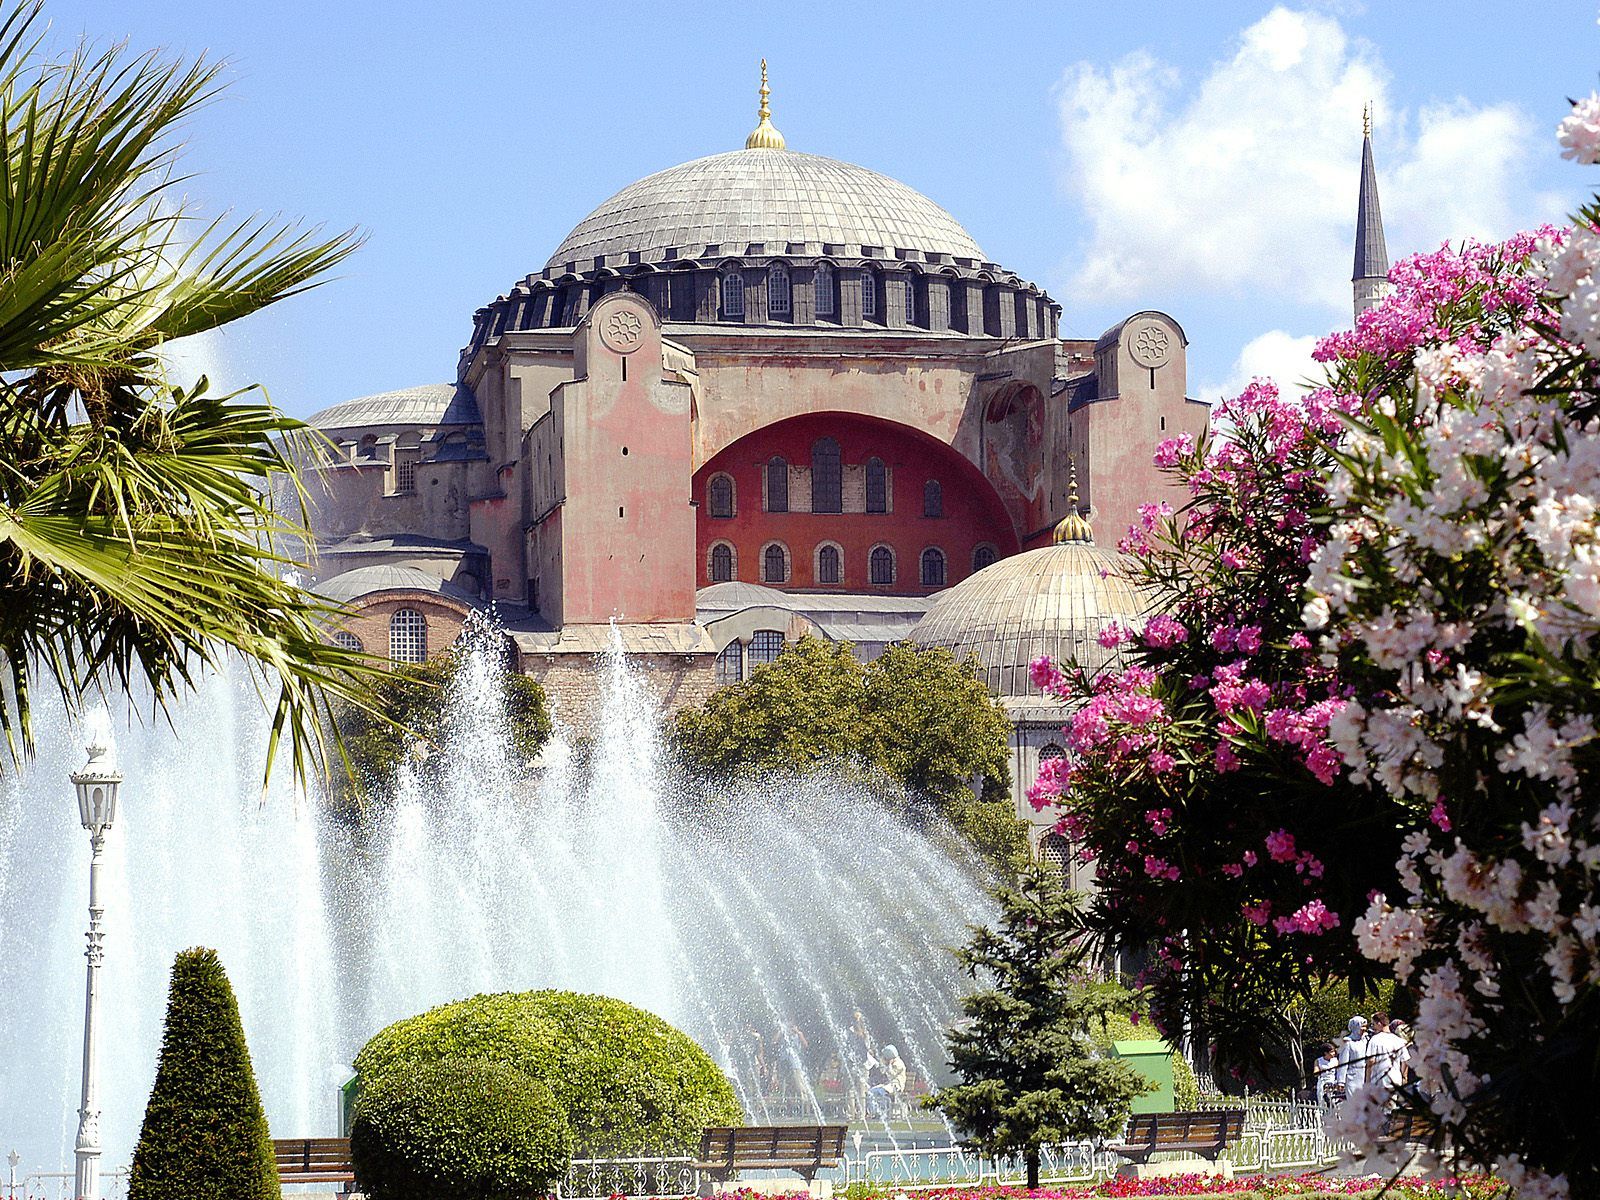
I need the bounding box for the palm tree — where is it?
[0,1,384,783]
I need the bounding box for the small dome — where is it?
[545,149,985,271]
[314,565,478,606]
[308,384,480,432]
[696,581,792,612]
[908,541,1145,698]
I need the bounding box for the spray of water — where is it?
[0,620,994,1172]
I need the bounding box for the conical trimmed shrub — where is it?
[128,947,280,1200]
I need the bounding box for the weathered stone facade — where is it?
[298,98,1208,735]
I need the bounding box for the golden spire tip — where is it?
[1363,102,1372,138]
[745,58,786,150]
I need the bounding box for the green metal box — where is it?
[1111,1039,1177,1113]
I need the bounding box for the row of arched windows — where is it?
[717,265,920,323]
[709,540,993,587]
[706,453,944,518]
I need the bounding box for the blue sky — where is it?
[40,0,1600,416]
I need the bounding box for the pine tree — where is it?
[128,947,280,1200]
[930,865,1151,1188]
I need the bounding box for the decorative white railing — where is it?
[542,1100,1352,1199]
[559,1156,699,1200]
[12,1169,129,1200]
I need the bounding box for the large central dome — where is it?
[545,148,987,271]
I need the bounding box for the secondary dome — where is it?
[909,534,1146,699]
[545,149,986,271]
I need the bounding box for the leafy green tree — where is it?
[327,646,552,815]
[128,948,279,1200]
[930,865,1150,1189]
[0,1,379,784]
[673,637,1023,868]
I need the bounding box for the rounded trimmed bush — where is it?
[350,1057,571,1200]
[354,990,742,1155]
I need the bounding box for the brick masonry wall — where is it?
[331,593,472,661]
[523,652,717,734]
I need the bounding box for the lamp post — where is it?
[70,706,120,1200]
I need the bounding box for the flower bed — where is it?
[830,1176,1503,1200]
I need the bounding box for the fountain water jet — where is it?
[0,621,996,1172]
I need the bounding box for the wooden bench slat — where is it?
[694,1125,847,1181]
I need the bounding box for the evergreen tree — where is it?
[129,947,280,1200]
[930,865,1150,1188]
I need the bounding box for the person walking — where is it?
[1312,1041,1341,1106]
[1366,1012,1410,1098]
[1336,1016,1370,1094]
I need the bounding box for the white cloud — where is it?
[1056,6,1565,318]
[1195,328,1323,403]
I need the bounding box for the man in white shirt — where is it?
[1336,1016,1369,1093]
[1365,1012,1410,1096]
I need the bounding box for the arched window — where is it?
[921,548,946,587]
[811,437,842,514]
[710,542,734,583]
[1039,832,1072,874]
[359,434,380,460]
[721,270,744,317]
[749,629,785,666]
[923,479,943,518]
[817,544,841,585]
[815,262,835,316]
[763,543,788,584]
[708,473,734,518]
[861,268,878,318]
[389,608,427,664]
[715,640,744,684]
[865,457,887,514]
[332,630,363,652]
[1040,742,1065,761]
[902,275,917,324]
[972,544,998,572]
[768,263,791,315]
[767,456,789,513]
[870,545,895,586]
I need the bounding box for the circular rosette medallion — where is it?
[1127,321,1174,370]
[600,308,644,354]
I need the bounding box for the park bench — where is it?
[1105,1110,1246,1164]
[273,1137,355,1192]
[1377,1110,1439,1149]
[692,1124,848,1183]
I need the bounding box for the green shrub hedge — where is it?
[128,947,279,1200]
[354,990,742,1155]
[350,1057,571,1200]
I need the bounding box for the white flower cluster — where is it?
[1300,101,1600,1194]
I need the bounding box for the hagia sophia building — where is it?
[299,67,1389,859]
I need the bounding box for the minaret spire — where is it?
[1352,103,1390,321]
[744,59,787,151]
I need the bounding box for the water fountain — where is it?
[0,623,995,1174]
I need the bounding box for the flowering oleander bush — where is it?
[1028,91,1600,1197]
[1024,374,1403,1076]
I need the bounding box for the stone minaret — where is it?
[1352,104,1390,321]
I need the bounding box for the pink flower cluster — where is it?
[1313,230,1556,368]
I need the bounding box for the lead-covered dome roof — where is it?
[909,539,1146,699]
[545,149,986,271]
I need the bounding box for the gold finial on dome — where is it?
[1363,101,1372,138]
[745,59,787,150]
[1053,461,1094,545]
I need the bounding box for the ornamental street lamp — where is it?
[70,706,120,1200]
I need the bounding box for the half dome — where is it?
[545,149,986,271]
[909,541,1146,699]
